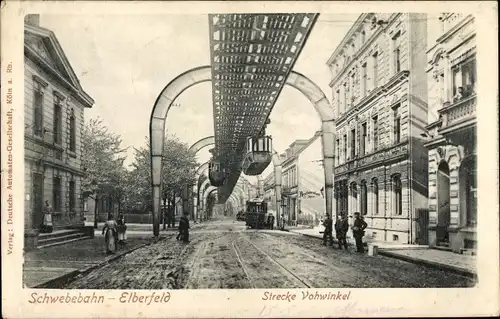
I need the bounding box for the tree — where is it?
[82,118,128,227]
[124,134,199,220]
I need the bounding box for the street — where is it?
[64,218,475,289]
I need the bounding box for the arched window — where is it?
[372,178,379,215]
[351,182,358,214]
[392,175,402,215]
[360,180,368,215]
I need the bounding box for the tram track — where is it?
[230,235,312,288]
[231,240,256,288]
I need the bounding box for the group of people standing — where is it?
[102,213,128,255]
[322,212,367,253]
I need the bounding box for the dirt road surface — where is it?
[64,218,476,289]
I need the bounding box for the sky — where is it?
[40,13,359,182]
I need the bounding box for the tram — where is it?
[245,198,268,229]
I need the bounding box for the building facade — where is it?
[327,13,429,244]
[424,14,476,253]
[281,139,309,225]
[296,132,325,226]
[24,15,94,238]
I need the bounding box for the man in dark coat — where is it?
[178,215,190,243]
[322,215,333,246]
[335,212,349,250]
[352,212,368,253]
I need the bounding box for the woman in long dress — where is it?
[117,212,127,244]
[42,201,53,233]
[102,214,118,254]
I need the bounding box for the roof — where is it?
[24,23,94,108]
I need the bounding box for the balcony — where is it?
[438,93,476,134]
[334,140,409,176]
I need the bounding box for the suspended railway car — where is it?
[245,198,268,229]
[241,136,273,176]
[208,161,226,186]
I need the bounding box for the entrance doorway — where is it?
[437,161,450,244]
[32,173,44,229]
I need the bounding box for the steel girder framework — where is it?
[208,13,319,202]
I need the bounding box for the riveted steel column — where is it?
[322,120,336,219]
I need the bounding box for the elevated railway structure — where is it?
[150,13,337,237]
[208,13,319,203]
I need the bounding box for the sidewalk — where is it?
[288,228,476,277]
[23,231,162,288]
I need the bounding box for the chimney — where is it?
[25,14,40,27]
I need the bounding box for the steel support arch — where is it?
[150,66,335,236]
[203,187,218,219]
[198,177,247,220]
[183,137,221,221]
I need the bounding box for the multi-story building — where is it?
[263,173,276,211]
[424,14,476,253]
[327,13,429,244]
[263,134,325,226]
[24,15,94,244]
[281,139,309,225]
[296,131,325,226]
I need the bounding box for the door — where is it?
[415,209,429,245]
[437,161,450,244]
[32,173,44,229]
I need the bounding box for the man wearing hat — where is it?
[352,212,368,253]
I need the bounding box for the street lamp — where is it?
[280,201,287,230]
[91,180,99,228]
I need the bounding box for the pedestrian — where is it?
[322,214,333,246]
[352,212,368,253]
[102,214,118,254]
[41,200,53,233]
[335,212,349,250]
[117,212,127,245]
[178,214,190,243]
[269,213,275,230]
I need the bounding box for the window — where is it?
[372,179,379,215]
[372,232,377,239]
[393,104,401,144]
[372,116,379,151]
[335,89,341,115]
[439,73,445,104]
[343,135,347,162]
[350,128,356,159]
[393,234,399,241]
[360,123,367,156]
[361,62,367,96]
[33,80,44,137]
[392,175,402,215]
[53,176,62,212]
[350,72,355,105]
[69,180,75,211]
[452,57,476,100]
[351,182,358,213]
[53,95,63,144]
[392,31,401,73]
[343,82,348,110]
[69,112,76,152]
[335,139,340,165]
[360,180,367,215]
[372,52,379,88]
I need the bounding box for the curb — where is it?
[377,250,477,278]
[292,230,476,278]
[34,236,169,289]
